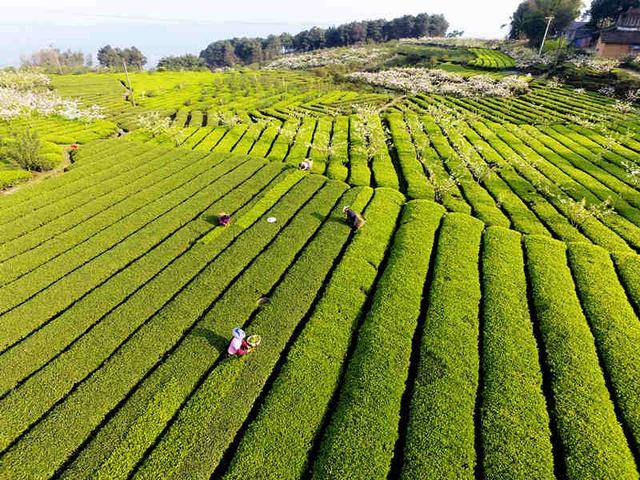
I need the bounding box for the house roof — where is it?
[601,29,640,44]
[568,21,588,29]
[566,21,594,34]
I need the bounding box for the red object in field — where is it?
[69,144,79,150]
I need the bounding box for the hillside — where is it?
[1,42,640,480]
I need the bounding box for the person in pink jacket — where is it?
[228,327,250,356]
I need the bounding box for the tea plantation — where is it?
[1,53,640,480]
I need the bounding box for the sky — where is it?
[0,0,523,67]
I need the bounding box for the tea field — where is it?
[1,58,640,480]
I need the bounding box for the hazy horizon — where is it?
[0,0,521,67]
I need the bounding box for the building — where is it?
[596,8,640,57]
[565,21,596,49]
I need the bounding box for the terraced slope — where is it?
[467,48,516,70]
[0,134,639,480]
[2,64,640,479]
[126,110,640,255]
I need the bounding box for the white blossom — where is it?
[546,77,563,89]
[598,86,616,97]
[566,55,619,73]
[0,70,51,90]
[0,87,104,121]
[264,47,391,70]
[613,100,634,113]
[346,68,531,98]
[400,37,500,49]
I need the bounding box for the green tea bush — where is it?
[0,169,31,190]
[524,236,637,479]
[312,200,445,479]
[5,130,57,171]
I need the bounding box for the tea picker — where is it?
[218,213,231,227]
[299,159,313,171]
[228,327,262,357]
[343,206,365,230]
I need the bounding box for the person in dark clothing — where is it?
[343,206,365,230]
[218,213,231,227]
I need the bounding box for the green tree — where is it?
[428,14,450,36]
[262,35,283,60]
[366,19,386,42]
[200,41,238,67]
[97,45,121,68]
[123,46,147,70]
[156,54,205,70]
[509,0,582,46]
[97,45,147,70]
[198,12,449,67]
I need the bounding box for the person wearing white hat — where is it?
[299,159,313,171]
[228,327,250,356]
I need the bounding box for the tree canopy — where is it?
[97,45,147,70]
[156,54,206,71]
[21,48,91,73]
[509,0,582,46]
[200,13,449,68]
[589,0,640,27]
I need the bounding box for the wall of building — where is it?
[597,39,632,57]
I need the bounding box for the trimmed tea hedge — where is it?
[223,187,405,479]
[400,213,484,480]
[568,242,640,456]
[524,236,637,480]
[311,200,445,479]
[480,226,554,480]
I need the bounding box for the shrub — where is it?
[0,166,325,479]
[385,113,433,199]
[130,183,359,479]
[6,129,57,171]
[568,242,640,455]
[613,252,640,314]
[400,213,484,480]
[223,188,404,480]
[480,227,554,480]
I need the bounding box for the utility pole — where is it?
[539,16,554,55]
[122,58,136,106]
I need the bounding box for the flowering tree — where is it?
[0,71,51,90]
[264,46,392,70]
[347,68,532,98]
[0,87,103,121]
